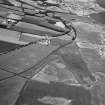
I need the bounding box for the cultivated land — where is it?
[0,0,105,105]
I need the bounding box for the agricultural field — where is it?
[0,0,105,105]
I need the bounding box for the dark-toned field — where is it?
[15,80,92,105]
[0,41,19,53]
